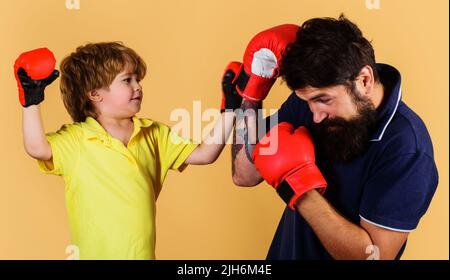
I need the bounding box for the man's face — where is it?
[295,82,378,162]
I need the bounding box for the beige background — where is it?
[0,0,448,260]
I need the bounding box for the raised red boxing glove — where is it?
[252,122,327,210]
[220,61,243,112]
[235,24,299,102]
[14,48,59,107]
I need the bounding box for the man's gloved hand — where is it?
[252,122,327,210]
[236,24,299,102]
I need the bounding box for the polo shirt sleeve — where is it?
[37,123,81,177]
[359,152,439,232]
[155,122,199,172]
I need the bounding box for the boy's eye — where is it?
[123,78,131,83]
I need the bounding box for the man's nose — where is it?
[312,110,328,124]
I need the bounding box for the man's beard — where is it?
[311,88,378,163]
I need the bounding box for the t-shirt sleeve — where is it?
[359,152,439,232]
[155,123,199,172]
[37,124,81,177]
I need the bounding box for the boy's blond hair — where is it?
[59,42,147,122]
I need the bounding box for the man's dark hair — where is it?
[280,14,379,90]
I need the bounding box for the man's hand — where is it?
[252,123,327,210]
[237,24,299,102]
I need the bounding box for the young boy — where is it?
[15,42,243,260]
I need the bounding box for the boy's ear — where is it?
[88,90,102,102]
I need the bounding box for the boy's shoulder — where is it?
[50,121,84,137]
[51,118,102,140]
[53,117,176,141]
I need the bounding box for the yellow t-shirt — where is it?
[37,116,198,260]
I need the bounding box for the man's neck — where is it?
[372,81,385,110]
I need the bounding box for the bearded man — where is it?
[229,15,439,260]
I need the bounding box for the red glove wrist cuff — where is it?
[276,164,327,210]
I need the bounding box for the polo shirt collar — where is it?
[370,63,402,142]
[130,117,154,140]
[82,116,153,141]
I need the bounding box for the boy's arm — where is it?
[22,105,52,161]
[184,62,243,165]
[14,48,60,161]
[184,111,235,165]
[183,60,263,188]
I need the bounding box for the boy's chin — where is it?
[121,109,141,119]
[130,109,141,117]
[130,104,142,114]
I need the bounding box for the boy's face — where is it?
[93,66,143,119]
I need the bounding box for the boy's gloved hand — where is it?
[14,48,60,107]
[220,61,243,112]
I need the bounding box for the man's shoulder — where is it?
[380,101,434,157]
[278,92,311,125]
[282,91,308,108]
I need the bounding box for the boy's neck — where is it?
[95,115,135,146]
[96,115,134,128]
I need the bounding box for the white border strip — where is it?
[370,87,403,142]
[359,214,413,233]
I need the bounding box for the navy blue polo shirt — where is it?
[266,64,439,260]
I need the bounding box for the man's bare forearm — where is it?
[22,105,52,160]
[295,190,374,260]
[231,100,263,186]
[232,100,259,164]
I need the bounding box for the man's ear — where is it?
[357,65,375,97]
[88,90,102,102]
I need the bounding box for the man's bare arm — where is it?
[231,100,264,186]
[295,190,408,260]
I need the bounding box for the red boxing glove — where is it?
[14,48,59,107]
[252,123,327,210]
[220,61,243,112]
[236,24,299,102]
